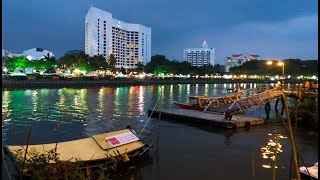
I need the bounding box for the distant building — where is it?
[12,48,54,60]
[183,41,215,67]
[85,7,151,69]
[225,53,260,72]
[2,49,13,58]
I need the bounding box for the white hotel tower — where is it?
[183,41,215,67]
[85,7,151,69]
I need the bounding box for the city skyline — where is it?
[2,0,318,65]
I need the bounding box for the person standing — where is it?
[305,81,310,92]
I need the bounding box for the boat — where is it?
[299,162,318,180]
[173,92,243,110]
[173,96,207,110]
[4,129,152,177]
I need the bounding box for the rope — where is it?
[138,87,162,138]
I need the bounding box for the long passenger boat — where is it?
[4,129,152,177]
[173,92,243,110]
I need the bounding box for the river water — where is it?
[2,83,318,180]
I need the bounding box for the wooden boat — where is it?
[4,129,151,176]
[173,96,207,110]
[299,162,318,180]
[173,92,243,110]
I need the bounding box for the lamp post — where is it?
[277,61,285,86]
[266,60,285,88]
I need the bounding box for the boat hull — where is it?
[3,129,152,177]
[173,101,204,110]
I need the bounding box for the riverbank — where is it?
[2,78,304,89]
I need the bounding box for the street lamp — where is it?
[277,62,285,86]
[266,60,285,87]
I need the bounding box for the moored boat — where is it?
[4,129,152,177]
[173,96,207,110]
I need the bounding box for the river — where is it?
[2,83,318,180]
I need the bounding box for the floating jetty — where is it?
[148,108,264,129]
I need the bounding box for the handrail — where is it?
[226,89,284,114]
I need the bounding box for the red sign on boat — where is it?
[105,131,139,147]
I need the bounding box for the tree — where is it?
[58,50,90,72]
[136,62,144,73]
[120,66,126,74]
[229,59,318,76]
[5,57,30,71]
[90,55,108,71]
[108,54,117,73]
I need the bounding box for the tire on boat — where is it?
[226,122,236,129]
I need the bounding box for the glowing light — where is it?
[266,61,273,65]
[223,75,232,79]
[277,62,284,66]
[74,69,81,73]
[138,73,145,78]
[262,165,272,168]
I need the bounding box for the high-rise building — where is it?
[225,53,260,72]
[183,41,215,67]
[85,7,151,69]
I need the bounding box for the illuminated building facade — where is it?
[85,7,151,69]
[11,48,54,60]
[225,53,260,72]
[183,41,215,67]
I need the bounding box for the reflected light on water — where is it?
[204,84,209,96]
[195,84,199,94]
[261,133,287,168]
[32,90,38,113]
[138,86,144,115]
[98,88,105,111]
[2,91,11,122]
[186,84,190,96]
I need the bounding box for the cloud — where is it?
[162,14,318,64]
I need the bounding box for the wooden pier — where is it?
[148,108,264,129]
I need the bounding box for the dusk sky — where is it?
[2,0,318,64]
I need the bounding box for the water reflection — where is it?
[1,83,318,180]
[261,133,287,169]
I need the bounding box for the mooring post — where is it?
[264,102,271,120]
[275,98,280,118]
[280,97,285,116]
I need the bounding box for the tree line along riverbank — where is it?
[2,78,304,89]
